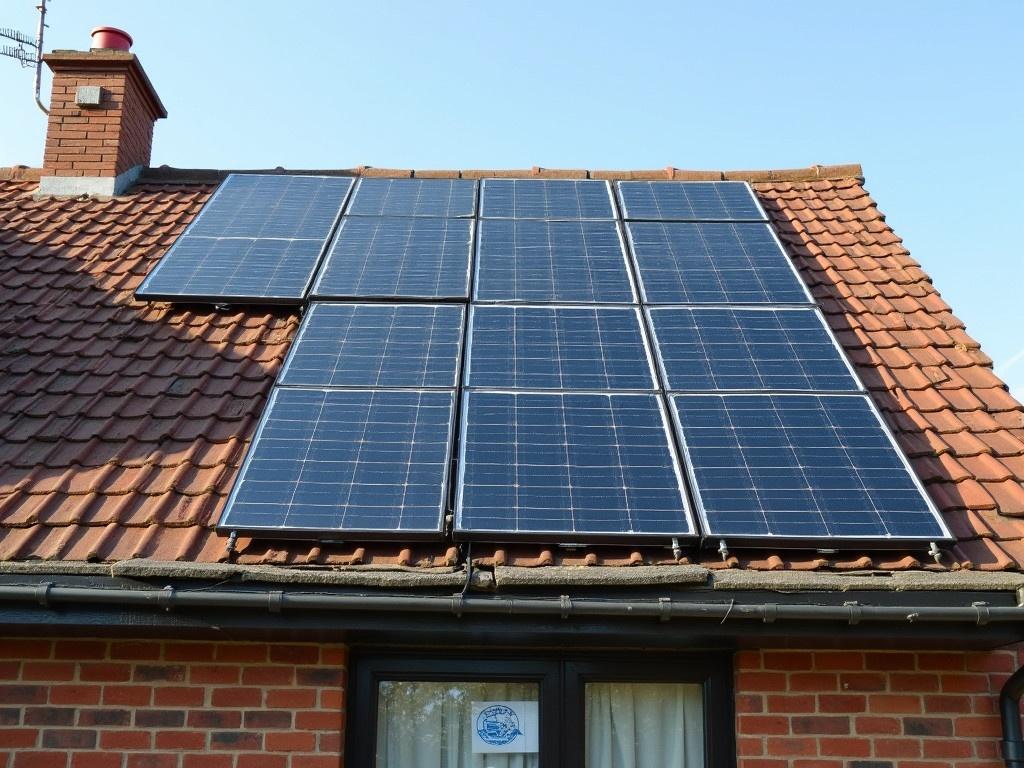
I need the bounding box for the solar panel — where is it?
[480,179,615,219]
[670,393,949,543]
[647,307,859,392]
[627,222,811,305]
[188,174,353,239]
[135,237,327,302]
[135,174,353,303]
[465,306,656,391]
[279,303,465,389]
[456,391,695,540]
[617,181,766,222]
[311,217,473,300]
[347,178,477,218]
[219,388,456,538]
[474,220,634,303]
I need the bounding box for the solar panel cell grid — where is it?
[617,181,766,222]
[481,179,615,219]
[187,174,353,240]
[627,222,811,304]
[312,217,473,299]
[475,219,634,303]
[466,306,655,390]
[135,237,326,302]
[457,391,694,539]
[280,303,465,389]
[647,307,859,392]
[671,393,948,541]
[220,388,455,536]
[347,178,477,218]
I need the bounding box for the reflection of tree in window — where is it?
[376,681,539,768]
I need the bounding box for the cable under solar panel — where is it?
[311,217,473,300]
[456,391,695,541]
[670,393,950,544]
[474,219,634,303]
[465,305,656,391]
[480,179,615,219]
[279,303,465,389]
[347,178,477,218]
[647,307,860,392]
[218,388,456,538]
[135,174,353,303]
[627,222,811,305]
[617,181,766,222]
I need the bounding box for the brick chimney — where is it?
[38,30,167,197]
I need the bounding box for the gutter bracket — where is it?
[844,600,862,626]
[158,585,176,612]
[560,594,572,620]
[973,601,991,626]
[450,593,464,619]
[658,597,671,623]
[35,581,54,608]
[762,603,777,624]
[267,590,284,614]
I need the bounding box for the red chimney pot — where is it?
[90,26,133,51]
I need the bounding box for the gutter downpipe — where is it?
[0,583,1022,625]
[1002,665,1024,768]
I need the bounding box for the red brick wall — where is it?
[0,638,346,768]
[42,64,158,179]
[736,647,1020,768]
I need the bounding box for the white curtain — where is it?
[376,681,539,768]
[585,683,704,768]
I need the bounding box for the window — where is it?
[350,653,734,768]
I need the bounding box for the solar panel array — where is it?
[137,174,949,550]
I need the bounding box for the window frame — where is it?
[349,651,734,768]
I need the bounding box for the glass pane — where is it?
[585,682,704,768]
[376,680,540,768]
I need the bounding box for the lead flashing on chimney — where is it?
[37,164,143,198]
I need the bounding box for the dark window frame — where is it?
[349,650,735,768]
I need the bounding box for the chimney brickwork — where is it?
[39,50,167,196]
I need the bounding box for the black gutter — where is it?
[1002,665,1024,768]
[0,582,1021,626]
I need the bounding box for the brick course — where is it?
[736,647,1020,768]
[0,639,346,768]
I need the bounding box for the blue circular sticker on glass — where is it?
[476,704,522,746]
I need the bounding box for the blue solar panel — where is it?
[647,307,859,392]
[219,388,455,537]
[279,303,465,389]
[480,179,615,219]
[617,181,766,222]
[457,391,694,540]
[670,393,949,542]
[627,222,810,304]
[474,220,634,303]
[347,178,477,218]
[135,237,326,302]
[311,217,472,299]
[188,174,353,239]
[465,306,656,390]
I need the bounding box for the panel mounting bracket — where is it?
[717,539,729,561]
[927,541,942,564]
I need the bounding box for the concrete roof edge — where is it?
[494,565,710,587]
[129,163,865,185]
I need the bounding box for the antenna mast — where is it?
[0,0,50,115]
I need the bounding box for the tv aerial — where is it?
[1,0,51,114]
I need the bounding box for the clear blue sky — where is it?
[2,1,1021,396]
